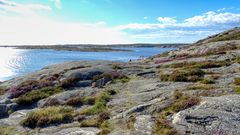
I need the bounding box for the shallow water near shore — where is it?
[0,47,175,81]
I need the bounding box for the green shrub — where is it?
[80,118,99,127]
[199,79,215,84]
[17,86,63,105]
[65,96,84,107]
[236,56,240,64]
[80,111,110,128]
[99,121,114,135]
[79,92,111,115]
[160,69,205,82]
[234,78,240,85]
[66,96,95,107]
[163,61,230,69]
[188,84,217,90]
[210,32,240,42]
[235,87,240,94]
[59,77,79,88]
[21,106,74,128]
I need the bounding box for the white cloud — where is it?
[157,17,176,24]
[0,0,129,45]
[0,16,129,45]
[50,0,62,9]
[184,11,240,26]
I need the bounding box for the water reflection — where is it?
[0,47,27,81]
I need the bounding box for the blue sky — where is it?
[0,0,240,45]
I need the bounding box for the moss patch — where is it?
[21,106,74,128]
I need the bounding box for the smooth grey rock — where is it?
[51,127,100,135]
[172,95,240,135]
[134,115,154,135]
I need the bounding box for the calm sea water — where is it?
[0,47,175,81]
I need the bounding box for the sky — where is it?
[0,0,240,45]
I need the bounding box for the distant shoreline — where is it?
[0,43,188,52]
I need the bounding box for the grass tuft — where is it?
[21,106,74,128]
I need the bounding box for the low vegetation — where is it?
[0,126,16,135]
[80,92,111,115]
[80,111,113,135]
[0,87,7,96]
[236,56,240,64]
[199,78,215,84]
[234,77,240,85]
[16,86,63,105]
[65,96,95,107]
[160,68,205,82]
[235,87,240,94]
[127,115,137,129]
[93,71,130,84]
[187,84,217,90]
[155,91,201,135]
[21,106,74,128]
[8,79,56,98]
[163,61,230,69]
[209,32,240,42]
[59,77,79,88]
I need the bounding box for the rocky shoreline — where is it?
[0,28,240,135]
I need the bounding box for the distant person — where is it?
[129,59,132,62]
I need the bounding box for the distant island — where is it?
[0,43,188,52]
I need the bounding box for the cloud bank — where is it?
[0,0,239,44]
[116,11,240,43]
